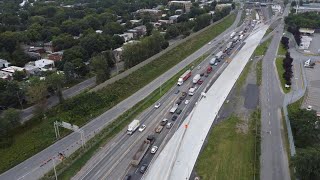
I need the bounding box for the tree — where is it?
[145,23,154,36]
[80,33,108,56]
[281,37,289,49]
[26,77,48,116]
[91,55,110,84]
[103,22,124,35]
[0,80,24,109]
[291,1,297,7]
[63,61,75,82]
[194,14,211,32]
[292,147,320,180]
[289,109,320,148]
[12,71,26,81]
[165,25,179,39]
[0,108,21,148]
[52,34,78,51]
[0,31,20,53]
[46,72,65,103]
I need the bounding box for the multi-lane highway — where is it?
[74,19,252,180]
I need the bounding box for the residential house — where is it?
[24,63,41,76]
[133,25,147,37]
[175,9,183,14]
[215,3,232,11]
[44,41,54,53]
[29,46,45,54]
[48,51,64,62]
[130,19,142,25]
[1,66,25,80]
[168,1,192,13]
[35,59,55,71]
[136,9,162,18]
[0,71,12,80]
[127,29,139,39]
[113,47,124,63]
[299,28,315,36]
[118,33,134,42]
[169,15,180,24]
[0,59,10,69]
[26,52,41,60]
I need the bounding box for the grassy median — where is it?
[275,58,290,94]
[196,110,261,180]
[0,14,236,173]
[277,43,287,56]
[252,38,272,57]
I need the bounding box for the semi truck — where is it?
[170,104,179,113]
[127,119,140,135]
[131,139,151,166]
[230,32,236,39]
[188,87,196,96]
[177,70,192,86]
[193,74,201,84]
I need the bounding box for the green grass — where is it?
[263,28,273,38]
[278,43,287,56]
[288,96,304,115]
[252,38,272,57]
[0,14,235,173]
[42,53,210,179]
[275,58,290,94]
[256,59,262,86]
[236,60,253,92]
[195,109,261,180]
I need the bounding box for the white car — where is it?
[138,124,146,132]
[214,62,218,66]
[154,102,161,108]
[151,146,158,154]
[306,105,313,111]
[208,42,212,45]
[185,100,190,105]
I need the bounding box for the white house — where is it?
[0,59,10,69]
[118,33,134,42]
[1,66,25,74]
[35,59,55,71]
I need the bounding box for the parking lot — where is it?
[302,61,320,113]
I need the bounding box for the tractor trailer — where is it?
[177,70,192,86]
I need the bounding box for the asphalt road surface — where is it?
[75,21,250,180]
[260,5,290,180]
[0,11,243,180]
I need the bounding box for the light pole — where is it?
[52,157,57,180]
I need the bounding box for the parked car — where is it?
[172,115,178,121]
[140,164,148,174]
[200,72,205,77]
[151,146,158,154]
[176,109,182,114]
[138,124,146,132]
[166,122,173,129]
[185,100,190,104]
[154,102,161,108]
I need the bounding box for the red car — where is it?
[197,80,203,85]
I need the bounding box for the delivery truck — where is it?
[193,74,201,84]
[177,70,192,86]
[188,87,196,96]
[127,119,140,135]
[215,51,223,61]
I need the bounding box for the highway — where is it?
[0,11,243,180]
[74,18,252,180]
[260,4,291,180]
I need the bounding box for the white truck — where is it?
[188,87,196,96]
[170,104,179,113]
[193,74,201,84]
[127,119,140,135]
[215,51,223,61]
[177,70,192,86]
[230,32,236,39]
[226,42,233,49]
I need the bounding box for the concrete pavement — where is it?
[0,11,243,180]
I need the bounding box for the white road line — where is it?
[269,112,271,116]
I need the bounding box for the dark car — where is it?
[197,80,203,85]
[124,174,131,180]
[140,164,148,174]
[176,109,182,115]
[176,100,182,105]
[160,119,168,126]
[175,90,180,94]
[147,135,156,144]
[179,95,186,100]
[172,115,178,121]
[200,73,205,77]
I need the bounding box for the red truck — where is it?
[177,70,192,86]
[207,66,212,74]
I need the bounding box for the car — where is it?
[306,105,313,111]
[204,74,209,77]
[166,122,173,129]
[208,42,211,45]
[124,174,131,180]
[197,80,203,85]
[172,115,178,121]
[140,164,148,174]
[160,119,168,126]
[151,146,158,154]
[176,109,182,114]
[214,62,218,66]
[176,100,182,105]
[155,125,164,133]
[200,73,205,76]
[181,92,187,96]
[175,90,180,94]
[138,124,146,132]
[179,95,186,100]
[185,100,190,104]
[154,102,161,108]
